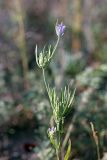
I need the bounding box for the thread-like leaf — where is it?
[68,88,76,108]
[48,45,52,59]
[35,45,40,67]
[63,88,76,116]
[64,140,71,160]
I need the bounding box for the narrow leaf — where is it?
[64,140,71,160]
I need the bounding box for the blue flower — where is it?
[55,22,66,37]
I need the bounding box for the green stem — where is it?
[50,36,60,59]
[96,142,100,160]
[42,68,55,112]
[42,36,60,89]
[42,68,49,94]
[42,68,60,160]
[42,68,54,109]
[58,129,61,147]
[56,130,62,160]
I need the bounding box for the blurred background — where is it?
[0,0,107,159]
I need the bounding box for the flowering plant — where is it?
[35,22,75,160]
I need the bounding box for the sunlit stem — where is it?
[90,122,100,160]
[35,45,40,68]
[56,149,59,160]
[96,142,100,160]
[12,0,29,89]
[56,135,61,160]
[56,131,62,160]
[50,36,60,59]
[56,121,62,160]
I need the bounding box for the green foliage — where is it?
[70,64,107,159]
[47,85,75,131]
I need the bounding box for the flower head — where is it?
[48,126,57,149]
[48,126,56,136]
[55,22,66,37]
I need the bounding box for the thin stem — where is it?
[42,68,54,111]
[50,36,60,59]
[56,130,62,160]
[42,68,60,160]
[13,0,29,89]
[35,45,40,67]
[58,131,61,148]
[90,122,100,160]
[42,68,49,94]
[96,142,100,160]
[56,150,60,160]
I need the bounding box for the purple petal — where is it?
[55,22,66,36]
